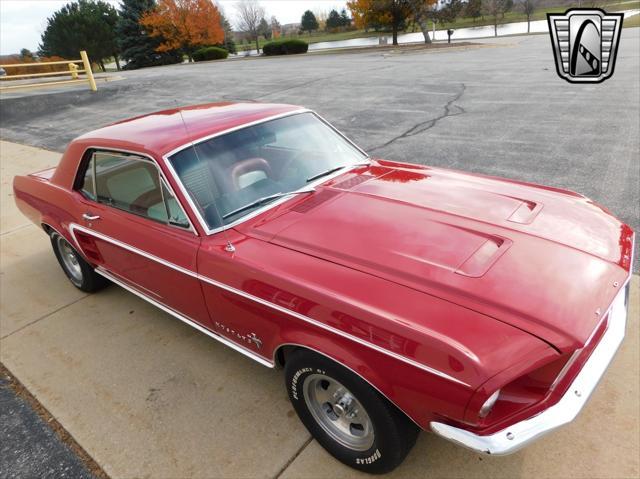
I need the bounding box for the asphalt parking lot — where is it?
[1,30,639,270]
[1,30,639,478]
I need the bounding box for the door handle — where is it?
[82,213,100,221]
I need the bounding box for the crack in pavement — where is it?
[0,295,89,341]
[272,436,313,479]
[367,83,467,152]
[222,63,401,103]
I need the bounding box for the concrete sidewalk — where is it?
[1,139,639,478]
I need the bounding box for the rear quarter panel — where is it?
[13,174,77,242]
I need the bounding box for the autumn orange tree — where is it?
[141,0,224,61]
[348,0,438,44]
[347,0,411,45]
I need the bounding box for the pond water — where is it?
[233,9,638,57]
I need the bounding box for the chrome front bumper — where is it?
[430,282,629,455]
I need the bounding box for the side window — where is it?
[79,156,96,200]
[147,180,191,228]
[79,151,191,229]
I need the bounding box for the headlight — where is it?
[468,353,574,426]
[463,350,578,426]
[479,389,500,418]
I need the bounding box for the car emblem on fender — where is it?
[547,8,623,83]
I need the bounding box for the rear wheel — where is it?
[285,349,419,474]
[50,232,108,292]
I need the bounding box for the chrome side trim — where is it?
[107,268,163,299]
[161,109,372,236]
[67,222,468,387]
[69,223,198,279]
[430,280,631,454]
[195,274,469,387]
[273,343,423,428]
[94,266,274,368]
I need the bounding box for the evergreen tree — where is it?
[214,10,236,54]
[39,0,121,71]
[339,8,351,27]
[326,9,342,30]
[300,10,319,34]
[258,17,271,39]
[116,0,182,70]
[20,48,35,61]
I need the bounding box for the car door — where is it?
[70,149,212,327]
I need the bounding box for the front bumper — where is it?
[430,282,629,455]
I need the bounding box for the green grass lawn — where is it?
[235,0,639,51]
[235,30,383,51]
[623,12,640,27]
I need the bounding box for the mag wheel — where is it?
[285,349,419,474]
[303,373,375,451]
[50,232,108,292]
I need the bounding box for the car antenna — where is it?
[174,103,236,253]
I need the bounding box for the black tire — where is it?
[50,232,109,293]
[285,349,419,474]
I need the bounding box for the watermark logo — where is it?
[547,9,623,83]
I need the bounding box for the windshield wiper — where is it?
[222,188,315,220]
[306,161,371,183]
[306,166,346,183]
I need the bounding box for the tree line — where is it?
[347,0,538,44]
[31,0,539,71]
[37,0,238,71]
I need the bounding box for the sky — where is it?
[0,0,348,55]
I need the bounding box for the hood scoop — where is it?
[272,192,514,281]
[455,234,512,277]
[507,199,543,224]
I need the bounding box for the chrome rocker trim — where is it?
[430,280,630,455]
[67,222,468,387]
[94,266,274,368]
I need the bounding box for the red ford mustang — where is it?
[13,103,634,473]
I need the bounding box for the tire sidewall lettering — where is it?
[355,448,382,465]
[291,367,312,400]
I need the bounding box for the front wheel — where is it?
[285,349,419,474]
[50,232,108,292]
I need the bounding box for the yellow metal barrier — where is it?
[0,50,97,92]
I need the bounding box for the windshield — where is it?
[167,112,368,230]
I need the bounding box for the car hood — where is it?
[242,161,634,351]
